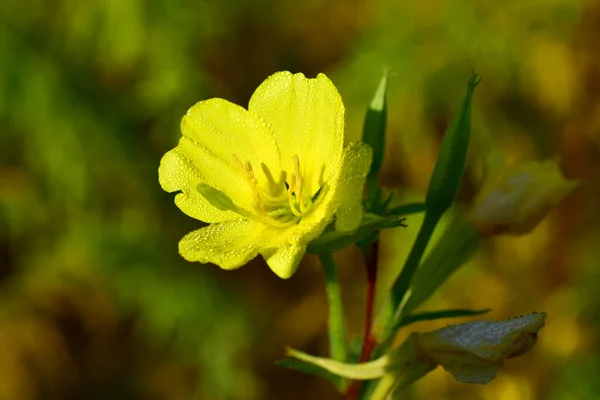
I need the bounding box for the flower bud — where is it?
[407,312,546,385]
[467,159,578,236]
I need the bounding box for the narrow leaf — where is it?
[362,71,389,212]
[401,215,481,316]
[426,72,481,214]
[395,308,491,330]
[276,358,341,386]
[387,202,426,217]
[389,209,441,324]
[363,71,388,179]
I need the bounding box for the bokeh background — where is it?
[1,0,599,399]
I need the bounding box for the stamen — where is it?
[286,155,315,217]
[298,197,311,214]
[259,163,288,205]
[292,156,304,205]
[286,172,301,217]
[231,153,316,226]
[233,155,271,219]
[261,163,285,195]
[289,197,303,217]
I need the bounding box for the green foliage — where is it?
[385,74,479,327]
[307,213,406,254]
[0,1,257,398]
[386,202,426,217]
[425,72,481,214]
[362,71,389,212]
[395,308,490,330]
[276,358,342,387]
[401,214,481,316]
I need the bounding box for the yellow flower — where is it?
[158,71,372,278]
[467,158,578,236]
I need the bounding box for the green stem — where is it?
[399,215,481,317]
[319,253,348,364]
[389,209,443,322]
[370,374,396,400]
[359,210,443,398]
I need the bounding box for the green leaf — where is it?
[426,72,481,214]
[362,71,389,212]
[386,74,481,329]
[276,358,342,387]
[389,209,442,325]
[308,213,406,254]
[387,202,426,217]
[395,308,491,330]
[401,214,481,316]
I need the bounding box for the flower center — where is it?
[235,155,322,227]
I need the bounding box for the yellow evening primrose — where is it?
[158,71,372,278]
[467,158,578,236]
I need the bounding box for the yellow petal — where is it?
[178,219,269,269]
[248,71,344,196]
[280,142,372,244]
[262,241,306,279]
[331,142,373,233]
[159,98,283,222]
[259,142,372,279]
[159,148,239,223]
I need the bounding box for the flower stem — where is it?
[370,374,396,400]
[389,209,443,323]
[319,253,348,364]
[360,238,379,362]
[345,239,380,399]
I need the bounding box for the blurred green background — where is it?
[1,0,599,399]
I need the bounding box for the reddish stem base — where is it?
[344,240,380,400]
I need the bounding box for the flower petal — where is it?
[159,148,239,223]
[264,142,371,272]
[261,242,306,279]
[331,142,373,233]
[181,219,307,278]
[178,219,269,269]
[159,98,282,222]
[248,71,344,196]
